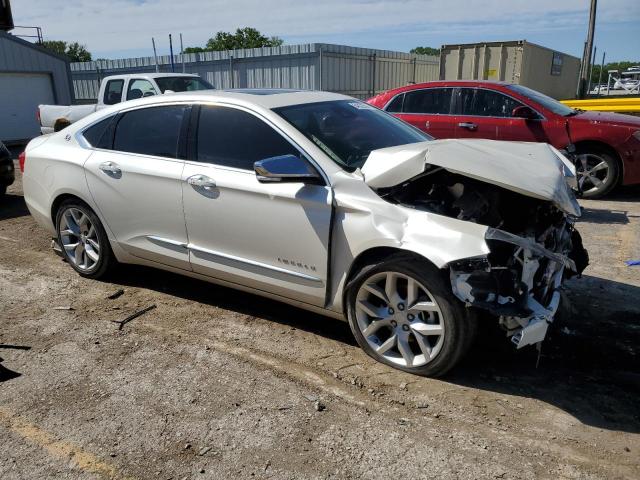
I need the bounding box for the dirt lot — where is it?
[1,159,639,479]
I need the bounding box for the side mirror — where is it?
[512,105,538,120]
[254,155,322,184]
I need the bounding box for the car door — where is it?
[387,88,455,138]
[452,87,547,142]
[181,104,332,306]
[83,104,192,270]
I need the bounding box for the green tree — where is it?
[185,27,283,53]
[410,46,440,56]
[41,40,92,62]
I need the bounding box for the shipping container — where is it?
[439,40,581,99]
[70,43,439,102]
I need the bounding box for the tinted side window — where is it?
[82,117,114,148]
[103,80,124,105]
[455,88,524,117]
[113,105,188,158]
[403,88,452,114]
[385,93,405,113]
[196,106,299,170]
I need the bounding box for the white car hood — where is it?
[360,139,581,217]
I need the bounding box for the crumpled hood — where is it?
[360,139,581,217]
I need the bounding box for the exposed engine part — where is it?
[380,167,589,349]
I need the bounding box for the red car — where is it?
[367,81,640,198]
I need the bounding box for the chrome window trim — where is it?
[383,86,546,121]
[75,101,193,164]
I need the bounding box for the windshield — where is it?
[155,76,214,93]
[506,84,576,116]
[274,100,431,171]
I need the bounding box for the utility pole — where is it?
[579,0,597,98]
[596,51,606,95]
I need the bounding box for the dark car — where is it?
[0,141,15,196]
[367,81,640,198]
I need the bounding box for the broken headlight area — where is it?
[381,167,589,348]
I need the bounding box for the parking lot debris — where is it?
[624,259,640,266]
[198,446,212,456]
[111,305,156,330]
[313,400,326,412]
[107,289,125,300]
[53,306,74,311]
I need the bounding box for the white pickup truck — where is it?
[38,73,213,134]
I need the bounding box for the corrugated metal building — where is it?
[0,31,74,143]
[71,43,439,101]
[440,40,581,99]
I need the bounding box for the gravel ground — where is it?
[1,159,639,479]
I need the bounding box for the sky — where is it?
[10,0,640,62]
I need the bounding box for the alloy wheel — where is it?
[354,271,445,367]
[59,207,101,271]
[576,153,610,195]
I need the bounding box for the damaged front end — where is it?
[380,165,589,349]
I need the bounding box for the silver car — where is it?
[22,90,588,376]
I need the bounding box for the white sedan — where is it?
[21,89,588,376]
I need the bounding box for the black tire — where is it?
[55,199,116,279]
[0,185,6,197]
[575,147,619,199]
[346,253,477,377]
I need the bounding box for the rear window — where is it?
[113,105,188,158]
[403,88,452,114]
[82,117,114,148]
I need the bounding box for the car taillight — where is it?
[36,108,41,126]
[19,151,26,173]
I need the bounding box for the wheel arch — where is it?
[341,246,441,316]
[573,140,624,185]
[50,192,93,225]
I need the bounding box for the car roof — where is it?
[381,80,514,95]
[110,89,355,110]
[104,73,201,80]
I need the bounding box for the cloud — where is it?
[11,0,640,57]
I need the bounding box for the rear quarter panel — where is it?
[23,134,95,235]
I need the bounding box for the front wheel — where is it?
[575,148,619,198]
[55,199,116,278]
[346,254,476,377]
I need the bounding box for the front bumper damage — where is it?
[449,226,587,349]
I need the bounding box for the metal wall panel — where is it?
[70,43,439,101]
[439,40,581,99]
[0,31,73,142]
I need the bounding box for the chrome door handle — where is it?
[458,122,477,131]
[187,174,216,189]
[99,161,121,176]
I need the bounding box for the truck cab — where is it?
[39,73,213,134]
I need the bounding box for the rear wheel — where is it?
[575,148,619,198]
[346,254,476,377]
[55,199,116,278]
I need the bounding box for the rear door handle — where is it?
[99,161,121,176]
[458,122,477,131]
[187,174,216,189]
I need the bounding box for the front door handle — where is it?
[99,161,121,176]
[187,174,216,189]
[458,122,477,131]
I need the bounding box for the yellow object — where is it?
[560,97,640,113]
